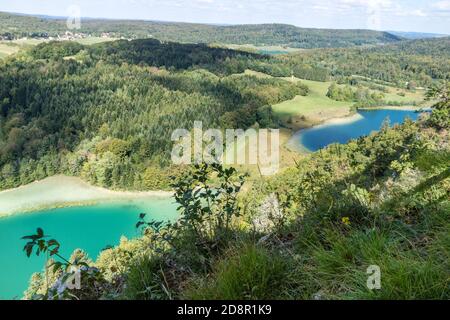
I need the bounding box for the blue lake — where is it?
[0,198,178,299]
[289,109,423,152]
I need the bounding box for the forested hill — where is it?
[289,37,450,86]
[388,31,449,39]
[0,11,402,48]
[0,36,448,191]
[0,39,311,191]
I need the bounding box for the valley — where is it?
[0,10,448,301]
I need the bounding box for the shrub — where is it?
[122,255,170,300]
[171,163,246,251]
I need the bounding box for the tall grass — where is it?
[184,244,288,300]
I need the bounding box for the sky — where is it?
[1,0,449,34]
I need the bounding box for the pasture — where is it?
[272,78,353,129]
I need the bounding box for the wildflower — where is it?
[341,216,351,226]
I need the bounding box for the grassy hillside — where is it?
[264,73,425,130]
[0,12,402,48]
[239,71,355,129]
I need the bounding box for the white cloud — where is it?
[339,0,393,9]
[394,9,428,17]
[410,9,427,17]
[430,0,450,17]
[433,1,450,10]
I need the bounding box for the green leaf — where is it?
[37,228,44,238]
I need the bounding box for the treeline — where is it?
[87,39,330,81]
[0,12,59,39]
[0,12,402,48]
[0,40,306,191]
[326,83,385,107]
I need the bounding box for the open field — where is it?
[75,37,117,45]
[268,73,426,130]
[236,70,354,130]
[383,87,426,104]
[272,78,354,129]
[223,128,303,179]
[240,71,355,129]
[243,69,274,78]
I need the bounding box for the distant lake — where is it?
[0,199,178,299]
[289,109,423,152]
[258,50,289,55]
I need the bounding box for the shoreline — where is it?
[284,106,425,153]
[357,106,428,111]
[312,112,364,126]
[284,112,363,153]
[0,175,173,217]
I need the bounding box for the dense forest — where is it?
[0,12,402,48]
[1,37,449,191]
[0,39,310,190]
[288,37,450,87]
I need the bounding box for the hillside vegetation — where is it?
[289,37,450,87]
[0,39,310,191]
[0,23,447,301]
[23,96,450,299]
[1,37,448,191]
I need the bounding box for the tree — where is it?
[426,82,450,130]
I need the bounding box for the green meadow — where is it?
[383,88,426,104]
[272,78,354,128]
[271,77,426,129]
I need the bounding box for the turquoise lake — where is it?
[289,109,423,152]
[0,198,178,299]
